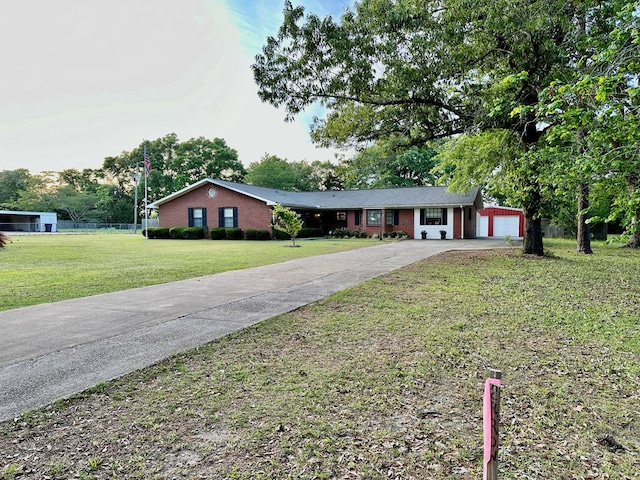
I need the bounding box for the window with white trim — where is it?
[218,207,238,228]
[222,208,235,228]
[188,207,207,227]
[367,209,381,226]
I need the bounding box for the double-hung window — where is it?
[218,207,238,228]
[188,208,207,227]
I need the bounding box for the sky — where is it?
[0,0,352,175]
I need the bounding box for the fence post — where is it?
[483,368,502,480]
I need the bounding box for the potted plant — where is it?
[421,230,427,239]
[439,230,447,239]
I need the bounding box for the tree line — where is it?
[0,128,621,246]
[0,133,444,225]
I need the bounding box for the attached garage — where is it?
[477,206,524,238]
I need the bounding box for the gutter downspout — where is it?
[460,205,464,240]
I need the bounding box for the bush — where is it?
[245,229,271,240]
[383,230,408,239]
[225,227,243,240]
[331,227,367,238]
[273,229,291,240]
[298,227,322,238]
[183,227,206,239]
[331,227,351,238]
[169,227,187,239]
[143,227,171,239]
[210,227,226,240]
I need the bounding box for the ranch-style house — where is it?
[149,179,484,240]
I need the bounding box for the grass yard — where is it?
[0,239,638,479]
[0,234,375,311]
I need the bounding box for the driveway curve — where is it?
[0,239,508,421]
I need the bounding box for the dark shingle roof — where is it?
[212,180,481,209]
[150,179,482,210]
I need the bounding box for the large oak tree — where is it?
[253,0,620,255]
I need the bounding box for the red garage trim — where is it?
[477,207,524,237]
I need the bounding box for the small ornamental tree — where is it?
[272,204,304,247]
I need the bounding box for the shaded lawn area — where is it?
[0,234,375,311]
[0,240,639,479]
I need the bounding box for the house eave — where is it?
[149,180,483,212]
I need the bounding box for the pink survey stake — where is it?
[483,376,502,476]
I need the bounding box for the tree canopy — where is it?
[537,0,640,247]
[339,140,439,189]
[245,154,341,191]
[103,134,246,203]
[253,0,630,253]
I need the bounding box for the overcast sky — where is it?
[0,0,352,174]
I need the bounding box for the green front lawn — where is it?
[1,239,638,478]
[0,234,376,311]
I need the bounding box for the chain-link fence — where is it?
[56,220,158,233]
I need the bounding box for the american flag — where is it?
[144,146,150,176]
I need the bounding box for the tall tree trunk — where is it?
[625,174,640,248]
[521,178,544,255]
[575,130,593,254]
[523,211,544,256]
[626,210,640,248]
[576,182,593,254]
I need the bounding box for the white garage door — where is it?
[477,214,489,237]
[493,216,520,237]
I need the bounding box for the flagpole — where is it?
[132,162,140,234]
[144,144,149,243]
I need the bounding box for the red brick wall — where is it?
[158,183,272,231]
[397,209,414,237]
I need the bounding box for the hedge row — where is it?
[383,230,408,239]
[245,229,271,240]
[144,227,273,240]
[330,228,369,238]
[143,227,206,239]
[144,226,408,240]
[273,227,323,240]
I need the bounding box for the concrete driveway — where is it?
[0,239,508,421]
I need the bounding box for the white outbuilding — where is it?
[477,206,524,238]
[0,210,58,233]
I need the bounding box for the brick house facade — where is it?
[156,183,273,231]
[149,179,484,239]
